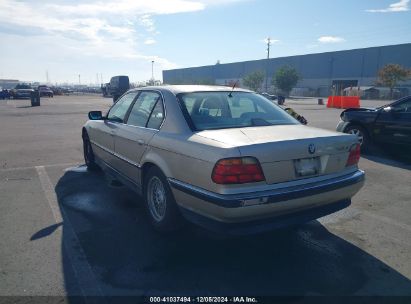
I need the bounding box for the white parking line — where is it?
[35,166,63,223]
[0,162,80,172]
[35,166,105,300]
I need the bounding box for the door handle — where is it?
[137,139,145,145]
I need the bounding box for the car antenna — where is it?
[228,80,239,98]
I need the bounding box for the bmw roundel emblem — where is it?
[308,144,316,154]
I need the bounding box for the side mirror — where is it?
[88,111,103,120]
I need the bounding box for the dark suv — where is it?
[12,84,34,99]
[109,76,129,103]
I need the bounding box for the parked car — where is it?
[51,87,63,96]
[82,86,365,235]
[61,87,74,95]
[38,85,54,97]
[108,75,129,102]
[259,92,277,101]
[0,89,11,100]
[337,96,411,151]
[12,84,34,99]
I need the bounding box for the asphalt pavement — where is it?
[0,95,410,301]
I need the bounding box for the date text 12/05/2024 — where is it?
[149,297,258,303]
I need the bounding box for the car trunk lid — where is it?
[197,125,357,184]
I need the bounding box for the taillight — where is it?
[346,144,361,167]
[212,157,265,184]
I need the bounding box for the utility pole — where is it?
[78,74,81,85]
[265,37,272,92]
[151,60,154,82]
[46,70,49,83]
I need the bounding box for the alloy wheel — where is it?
[147,176,167,222]
[348,128,364,145]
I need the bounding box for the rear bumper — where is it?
[169,170,364,209]
[169,170,365,234]
[180,199,351,235]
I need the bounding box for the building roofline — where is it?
[163,43,411,72]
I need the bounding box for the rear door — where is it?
[374,98,411,145]
[113,91,165,186]
[89,91,138,165]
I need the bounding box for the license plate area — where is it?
[294,157,320,177]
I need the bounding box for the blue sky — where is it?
[0,0,410,84]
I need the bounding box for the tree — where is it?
[377,64,411,98]
[273,65,300,97]
[242,70,265,92]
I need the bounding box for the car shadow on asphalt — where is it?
[16,105,35,109]
[50,166,411,298]
[362,145,411,170]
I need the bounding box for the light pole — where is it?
[151,60,154,82]
[265,37,272,92]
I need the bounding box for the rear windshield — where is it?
[177,91,299,131]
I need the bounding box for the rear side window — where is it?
[147,101,164,129]
[127,91,162,128]
[107,92,138,123]
[183,97,196,114]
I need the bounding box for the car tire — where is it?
[345,125,371,152]
[144,167,182,233]
[82,133,99,171]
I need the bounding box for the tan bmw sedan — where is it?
[82,85,365,235]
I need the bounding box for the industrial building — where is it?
[163,43,411,98]
[0,79,19,90]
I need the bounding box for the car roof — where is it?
[130,85,252,95]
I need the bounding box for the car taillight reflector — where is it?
[346,144,361,167]
[212,157,265,184]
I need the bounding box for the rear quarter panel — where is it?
[141,131,241,193]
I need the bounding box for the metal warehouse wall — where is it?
[163,43,411,95]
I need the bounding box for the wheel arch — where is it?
[140,155,173,186]
[344,121,372,138]
[82,127,88,139]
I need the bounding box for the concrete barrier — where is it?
[327,96,360,109]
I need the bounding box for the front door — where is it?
[374,98,411,145]
[92,91,138,165]
[88,119,116,164]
